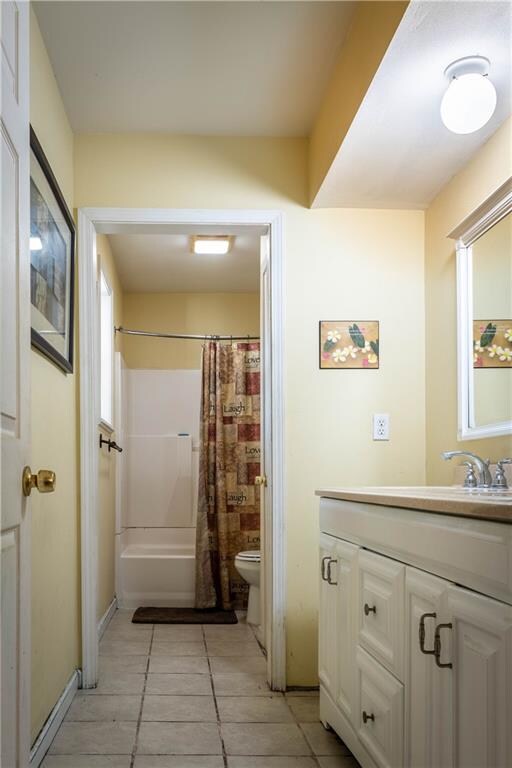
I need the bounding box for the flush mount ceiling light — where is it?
[191,235,233,255]
[30,236,43,251]
[440,56,497,135]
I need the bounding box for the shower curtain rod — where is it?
[114,326,260,341]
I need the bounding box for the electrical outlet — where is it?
[373,413,390,441]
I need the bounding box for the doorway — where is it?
[78,208,285,691]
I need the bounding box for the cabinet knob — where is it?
[364,603,376,616]
[362,711,375,724]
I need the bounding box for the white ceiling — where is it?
[33,1,355,136]
[108,230,261,293]
[314,0,512,209]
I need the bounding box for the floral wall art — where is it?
[319,321,379,369]
[473,321,512,368]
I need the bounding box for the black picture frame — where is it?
[30,126,75,373]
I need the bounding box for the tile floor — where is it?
[42,611,360,768]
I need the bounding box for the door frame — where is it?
[78,207,286,690]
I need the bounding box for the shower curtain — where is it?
[195,341,261,610]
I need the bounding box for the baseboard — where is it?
[30,669,80,767]
[97,595,118,640]
[118,592,194,609]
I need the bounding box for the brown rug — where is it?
[132,607,238,625]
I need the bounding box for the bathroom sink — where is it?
[368,486,512,503]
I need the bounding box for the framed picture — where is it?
[473,321,512,368]
[30,126,75,373]
[319,321,380,369]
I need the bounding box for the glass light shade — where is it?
[193,238,230,255]
[441,73,497,134]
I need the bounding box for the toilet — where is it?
[234,550,261,626]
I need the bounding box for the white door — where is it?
[334,539,358,725]
[1,2,30,765]
[447,586,512,768]
[405,567,452,768]
[319,532,338,703]
[259,233,273,669]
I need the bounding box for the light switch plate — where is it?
[373,413,390,441]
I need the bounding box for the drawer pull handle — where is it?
[419,612,437,655]
[364,603,376,616]
[434,622,453,669]
[327,559,338,585]
[321,556,331,582]
[362,711,375,724]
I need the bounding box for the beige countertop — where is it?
[316,486,512,524]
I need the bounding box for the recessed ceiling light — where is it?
[30,236,43,251]
[440,56,497,135]
[191,235,233,255]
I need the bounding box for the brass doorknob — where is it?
[22,466,56,497]
[254,475,267,487]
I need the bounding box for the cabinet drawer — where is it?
[356,645,404,768]
[358,549,405,679]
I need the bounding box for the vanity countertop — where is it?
[315,486,512,524]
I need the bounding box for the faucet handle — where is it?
[493,459,512,490]
[462,461,478,488]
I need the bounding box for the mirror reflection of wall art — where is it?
[30,127,75,373]
[320,321,379,369]
[473,321,512,368]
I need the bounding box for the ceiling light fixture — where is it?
[30,236,43,251]
[440,56,497,135]
[191,235,233,255]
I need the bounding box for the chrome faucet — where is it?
[441,451,493,488]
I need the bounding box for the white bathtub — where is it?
[118,528,196,608]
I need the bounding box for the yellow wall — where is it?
[309,1,408,204]
[122,292,260,369]
[96,234,124,620]
[425,117,512,485]
[74,133,426,683]
[29,8,80,742]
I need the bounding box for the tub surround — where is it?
[316,485,512,523]
[317,489,512,768]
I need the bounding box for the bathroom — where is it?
[97,227,266,634]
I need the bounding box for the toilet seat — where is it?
[235,550,261,562]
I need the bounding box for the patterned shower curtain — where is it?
[195,341,261,610]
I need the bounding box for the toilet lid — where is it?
[236,550,261,562]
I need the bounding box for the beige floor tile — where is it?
[153,626,204,641]
[102,628,153,643]
[222,723,311,756]
[206,641,262,657]
[99,638,151,656]
[151,641,206,656]
[286,696,320,723]
[49,722,137,754]
[227,759,317,768]
[300,723,351,756]
[142,694,217,722]
[209,656,267,675]
[134,758,224,767]
[85,673,146,695]
[203,626,255,641]
[65,694,141,721]
[149,656,209,674]
[99,656,148,675]
[137,722,222,755]
[217,696,293,723]
[212,673,271,697]
[146,673,213,695]
[42,757,131,768]
[317,757,361,767]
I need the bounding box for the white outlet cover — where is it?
[373,413,390,441]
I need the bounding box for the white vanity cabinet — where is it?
[318,495,512,768]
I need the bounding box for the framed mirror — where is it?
[452,177,512,440]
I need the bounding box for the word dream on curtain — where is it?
[195,341,261,610]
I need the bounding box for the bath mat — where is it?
[131,607,238,624]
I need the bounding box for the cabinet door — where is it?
[335,538,359,724]
[405,567,452,768]
[319,533,338,701]
[447,586,512,768]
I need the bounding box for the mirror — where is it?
[453,178,512,440]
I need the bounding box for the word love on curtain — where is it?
[195,341,261,611]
